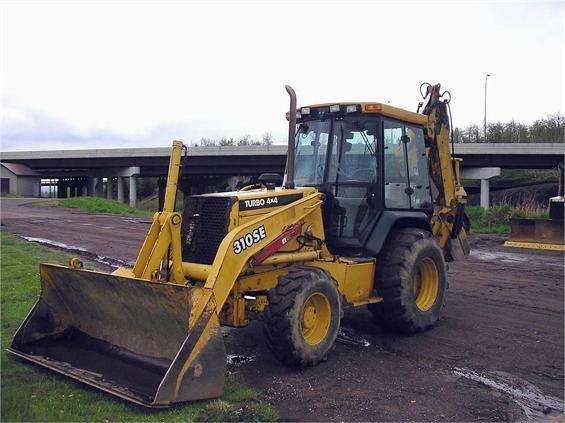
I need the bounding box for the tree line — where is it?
[189,113,564,146]
[454,113,564,143]
[192,132,274,147]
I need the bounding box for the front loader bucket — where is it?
[504,218,565,251]
[7,264,226,407]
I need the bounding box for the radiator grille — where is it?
[181,195,234,265]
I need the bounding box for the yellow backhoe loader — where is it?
[8,83,469,407]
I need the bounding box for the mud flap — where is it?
[7,264,226,407]
[505,218,565,251]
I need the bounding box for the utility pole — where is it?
[483,73,491,142]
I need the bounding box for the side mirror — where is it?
[258,173,283,190]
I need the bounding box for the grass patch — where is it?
[59,197,153,216]
[0,232,276,422]
[466,205,548,234]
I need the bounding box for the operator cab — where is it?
[290,103,433,255]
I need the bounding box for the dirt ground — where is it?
[1,198,563,421]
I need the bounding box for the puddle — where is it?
[20,236,131,269]
[226,354,256,366]
[470,250,562,268]
[454,367,564,420]
[21,236,88,253]
[337,327,372,347]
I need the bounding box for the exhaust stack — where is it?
[285,85,297,189]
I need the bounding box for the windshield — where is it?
[293,117,378,186]
[294,120,331,185]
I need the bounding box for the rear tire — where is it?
[368,228,447,334]
[264,267,341,367]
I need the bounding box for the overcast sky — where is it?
[1,1,563,151]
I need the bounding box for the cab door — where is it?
[383,119,432,210]
[325,118,380,251]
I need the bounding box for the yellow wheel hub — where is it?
[300,293,331,346]
[413,258,440,311]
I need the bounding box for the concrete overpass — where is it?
[2,143,563,208]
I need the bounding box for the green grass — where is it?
[466,205,548,234]
[0,232,276,422]
[59,197,153,216]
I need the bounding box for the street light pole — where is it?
[484,73,491,142]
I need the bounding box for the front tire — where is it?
[368,227,447,334]
[264,267,341,367]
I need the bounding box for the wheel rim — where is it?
[413,257,440,311]
[300,293,331,346]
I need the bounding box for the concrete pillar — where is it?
[480,179,490,209]
[461,167,501,210]
[95,178,103,197]
[88,177,96,196]
[129,175,137,208]
[107,178,113,200]
[117,177,125,203]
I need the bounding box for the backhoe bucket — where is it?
[505,218,565,251]
[7,264,226,407]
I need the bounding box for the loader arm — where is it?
[124,139,186,284]
[184,191,325,328]
[420,83,468,251]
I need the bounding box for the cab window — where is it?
[383,120,432,210]
[384,120,410,208]
[328,119,378,184]
[405,125,432,209]
[294,120,330,185]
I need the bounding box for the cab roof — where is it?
[297,102,428,125]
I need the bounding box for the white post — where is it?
[129,175,137,208]
[117,177,125,203]
[480,178,490,209]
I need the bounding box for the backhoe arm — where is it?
[420,84,468,252]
